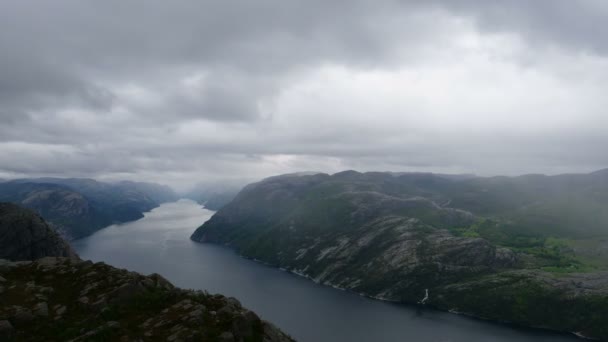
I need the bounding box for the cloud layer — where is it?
[1,0,607,189]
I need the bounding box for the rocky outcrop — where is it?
[0,257,294,341]
[0,203,78,261]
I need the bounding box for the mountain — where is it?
[0,178,177,240]
[184,180,250,211]
[0,206,292,342]
[0,203,78,261]
[192,170,608,340]
[114,180,178,204]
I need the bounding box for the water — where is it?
[73,200,580,342]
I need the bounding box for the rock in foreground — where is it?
[0,257,293,342]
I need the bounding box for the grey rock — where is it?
[90,298,108,312]
[55,305,67,315]
[231,310,260,339]
[141,277,155,288]
[0,320,14,339]
[106,321,120,328]
[36,256,61,267]
[217,304,235,317]
[189,308,204,318]
[108,282,145,303]
[0,259,17,273]
[39,286,54,294]
[218,331,235,342]
[34,293,48,301]
[69,321,121,341]
[149,273,174,290]
[13,308,35,322]
[34,302,49,317]
[263,322,294,342]
[226,297,241,307]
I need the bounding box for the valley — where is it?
[74,200,581,341]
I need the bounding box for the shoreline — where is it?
[207,242,596,341]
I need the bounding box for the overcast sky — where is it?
[1,1,608,190]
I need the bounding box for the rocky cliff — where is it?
[192,171,608,340]
[0,257,293,341]
[0,203,78,261]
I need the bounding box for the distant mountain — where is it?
[192,170,608,340]
[184,180,250,211]
[114,180,178,204]
[0,178,177,240]
[185,174,322,211]
[0,202,78,261]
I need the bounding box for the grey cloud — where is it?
[0,1,607,189]
[430,0,608,55]
[155,70,277,122]
[0,0,447,122]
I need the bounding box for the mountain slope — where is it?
[192,170,608,340]
[0,203,78,261]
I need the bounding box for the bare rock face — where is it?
[0,203,79,261]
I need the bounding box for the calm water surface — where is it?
[73,200,580,342]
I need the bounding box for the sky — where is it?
[1,0,608,190]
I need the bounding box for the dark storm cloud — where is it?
[0,0,607,188]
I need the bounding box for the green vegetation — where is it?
[448,219,608,273]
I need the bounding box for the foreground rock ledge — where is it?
[0,257,294,342]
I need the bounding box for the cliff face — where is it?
[191,171,608,340]
[0,203,78,261]
[0,257,293,342]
